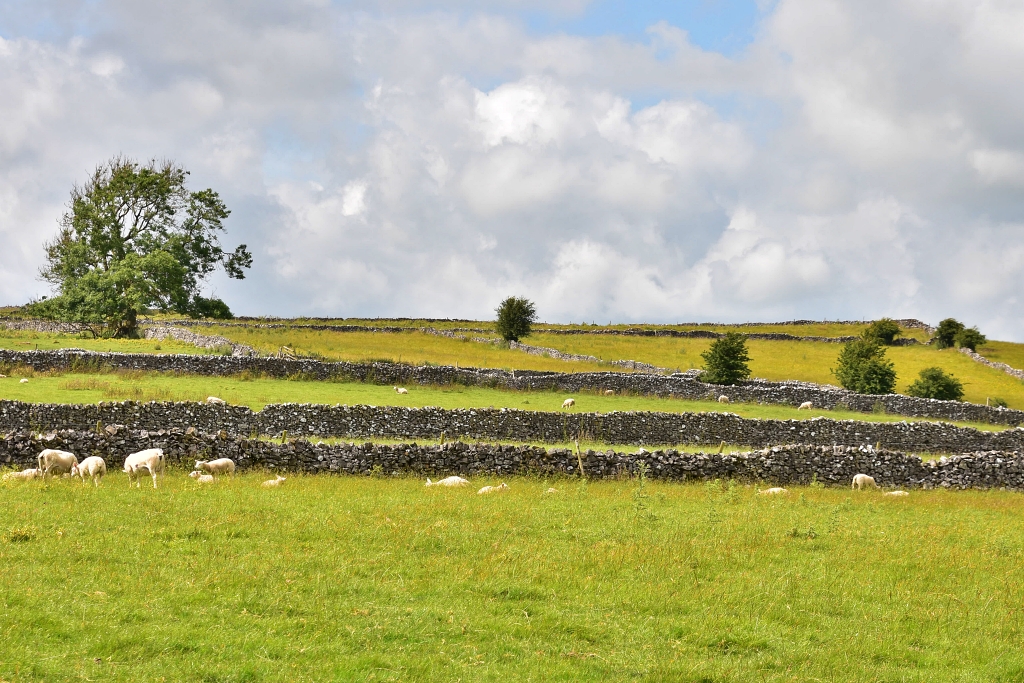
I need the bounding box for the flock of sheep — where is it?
[1,448,286,489]
[758,473,909,497]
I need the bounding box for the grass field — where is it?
[529,334,1024,410]
[2,473,1024,681]
[0,329,206,356]
[0,370,1009,432]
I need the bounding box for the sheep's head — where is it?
[69,464,80,477]
[188,471,202,479]
[194,460,207,469]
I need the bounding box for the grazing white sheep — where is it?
[194,458,236,478]
[37,449,79,480]
[604,390,615,395]
[798,401,813,410]
[71,456,107,486]
[20,378,29,384]
[562,398,575,410]
[188,471,215,484]
[2,468,41,482]
[123,448,165,488]
[758,487,788,495]
[718,395,730,404]
[206,396,226,405]
[394,386,409,395]
[884,490,909,497]
[425,476,469,487]
[262,475,287,488]
[477,483,508,495]
[852,473,878,490]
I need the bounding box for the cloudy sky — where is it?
[1,1,1023,338]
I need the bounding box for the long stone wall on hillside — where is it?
[0,428,1019,489]
[3,399,1024,453]
[2,348,1021,426]
[960,346,1024,382]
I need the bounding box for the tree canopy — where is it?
[495,297,537,342]
[862,318,901,345]
[700,332,752,385]
[906,367,964,401]
[32,157,251,336]
[832,339,897,395]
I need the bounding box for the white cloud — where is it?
[1,0,1024,339]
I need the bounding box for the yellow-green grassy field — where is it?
[0,328,207,355]
[3,474,1024,681]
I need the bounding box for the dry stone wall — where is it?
[3,399,1024,453]
[959,346,1024,382]
[1,428,1019,490]
[2,348,1020,426]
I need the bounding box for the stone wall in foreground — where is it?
[3,399,1023,453]
[2,348,1021,425]
[1,428,1019,490]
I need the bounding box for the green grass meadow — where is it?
[0,371,1010,432]
[2,473,1024,681]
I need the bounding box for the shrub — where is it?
[862,318,901,345]
[934,318,964,349]
[991,397,1009,409]
[495,297,537,342]
[955,327,987,352]
[907,367,964,401]
[832,339,897,395]
[700,332,751,385]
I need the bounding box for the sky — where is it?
[1,0,1023,339]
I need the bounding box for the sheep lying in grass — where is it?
[544,487,558,494]
[758,487,788,495]
[3,468,41,482]
[206,396,226,405]
[604,390,614,395]
[798,401,813,410]
[718,395,730,404]
[852,474,878,490]
[477,483,508,495]
[123,448,165,488]
[71,456,106,486]
[38,449,78,480]
[188,471,215,484]
[20,378,28,384]
[425,476,469,487]
[394,387,409,395]
[195,458,236,478]
[884,490,909,497]
[562,398,575,410]
[262,475,287,488]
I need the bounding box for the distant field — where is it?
[531,334,1024,410]
[979,341,1024,373]
[0,370,1009,432]
[0,328,205,355]
[3,474,1024,681]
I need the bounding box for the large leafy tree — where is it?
[33,157,251,336]
[495,296,537,342]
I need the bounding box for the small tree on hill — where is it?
[495,296,537,342]
[955,326,987,352]
[862,318,901,345]
[31,157,251,337]
[700,332,751,385]
[906,367,964,401]
[832,339,897,395]
[934,318,964,349]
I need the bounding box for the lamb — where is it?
[70,456,107,486]
[718,395,730,404]
[758,487,788,495]
[2,468,40,482]
[188,471,215,484]
[425,476,469,487]
[394,387,409,395]
[37,449,79,480]
[262,475,287,488]
[798,401,813,410]
[852,473,878,490]
[194,458,236,478]
[883,490,909,497]
[206,396,226,405]
[123,448,165,488]
[477,483,508,495]
[562,398,575,410]
[20,378,28,384]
